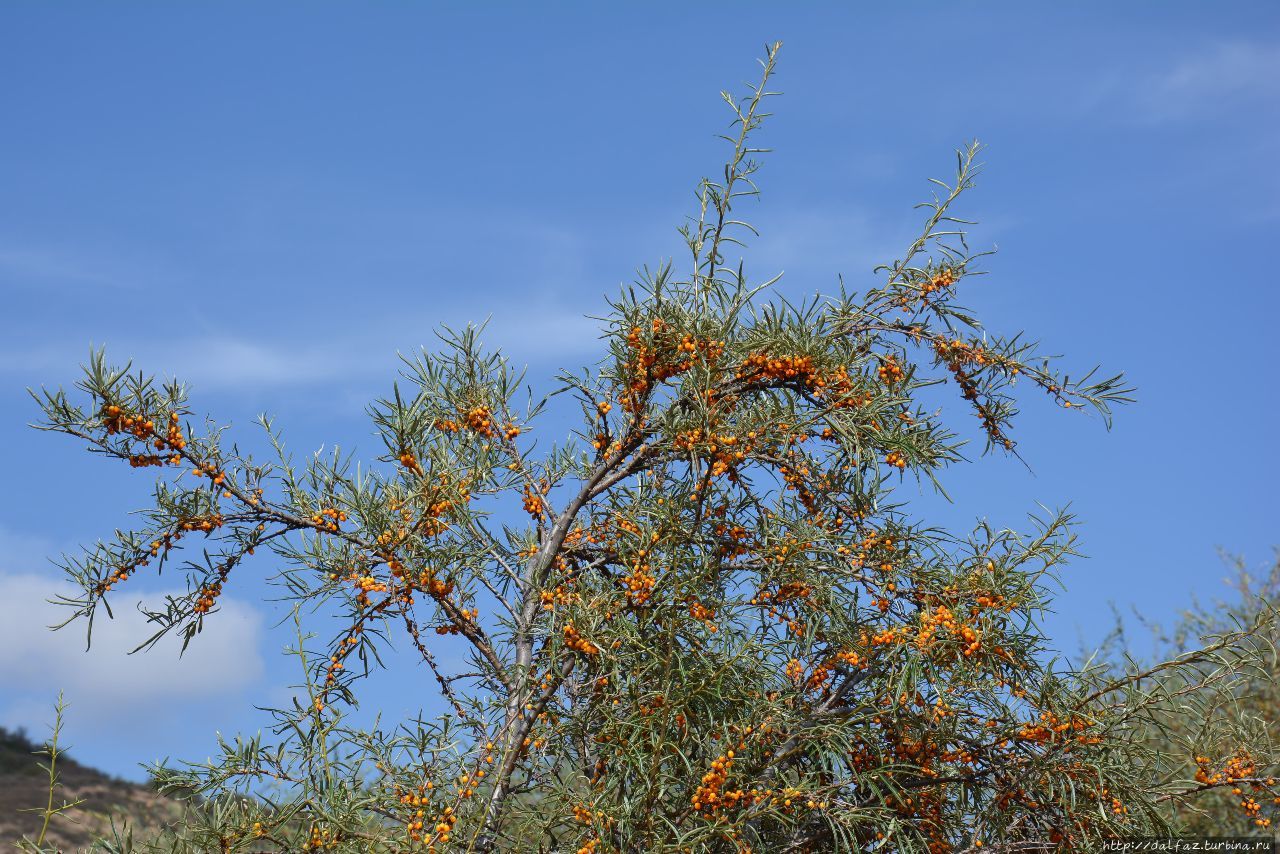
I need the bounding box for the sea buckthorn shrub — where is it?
[1111,552,1280,838]
[30,43,1277,853]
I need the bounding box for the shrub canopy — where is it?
[28,43,1278,853]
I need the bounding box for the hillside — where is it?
[0,727,183,852]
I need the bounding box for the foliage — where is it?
[14,693,86,851]
[3,696,189,851]
[29,43,1277,852]
[1100,552,1280,837]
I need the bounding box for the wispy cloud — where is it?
[4,305,606,393]
[1083,41,1280,124]
[1145,42,1280,118]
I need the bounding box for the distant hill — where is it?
[1,727,183,852]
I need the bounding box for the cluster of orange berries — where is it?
[920,267,957,296]
[462,406,495,438]
[736,352,870,410]
[354,574,388,594]
[398,450,424,476]
[98,552,152,593]
[381,477,466,539]
[804,661,836,692]
[621,551,656,606]
[422,498,464,539]
[177,513,225,534]
[738,352,820,387]
[673,428,755,478]
[620,320,726,413]
[193,577,226,615]
[835,649,865,670]
[890,266,958,311]
[97,567,133,593]
[676,332,724,361]
[128,453,178,468]
[885,451,908,470]
[395,780,446,846]
[691,742,819,819]
[933,337,992,369]
[751,580,814,627]
[691,750,736,813]
[456,762,488,800]
[914,604,982,658]
[822,363,873,410]
[431,807,458,843]
[837,529,895,568]
[303,824,340,851]
[161,413,186,448]
[422,570,455,600]
[877,356,905,387]
[1195,752,1276,828]
[541,585,574,611]
[102,406,188,464]
[1237,792,1268,827]
[753,580,812,608]
[189,464,227,488]
[803,649,868,693]
[1014,711,1094,745]
[1194,750,1257,786]
[1085,786,1128,817]
[309,506,347,532]
[523,485,547,519]
[637,693,667,717]
[777,460,820,514]
[866,625,910,648]
[563,622,599,655]
[429,405,510,443]
[973,592,1010,613]
[883,788,946,847]
[101,405,154,439]
[687,600,717,631]
[712,520,751,558]
[404,797,455,848]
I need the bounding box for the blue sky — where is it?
[1,3,1277,781]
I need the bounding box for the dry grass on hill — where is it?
[0,727,183,852]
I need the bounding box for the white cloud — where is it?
[1017,40,1280,128]
[0,528,266,720]
[1153,42,1279,107]
[4,305,606,393]
[1124,41,1280,123]
[143,304,606,388]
